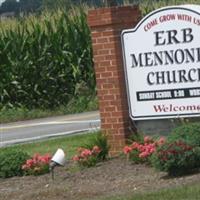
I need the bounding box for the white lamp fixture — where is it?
[49,148,65,180]
[51,148,65,166]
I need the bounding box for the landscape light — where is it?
[49,148,65,180]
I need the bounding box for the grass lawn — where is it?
[103,183,200,200]
[0,132,97,158]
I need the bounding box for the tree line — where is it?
[0,0,131,15]
[0,0,81,15]
[0,0,42,14]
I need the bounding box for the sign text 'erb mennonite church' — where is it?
[122,5,200,120]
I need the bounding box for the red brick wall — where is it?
[87,6,141,155]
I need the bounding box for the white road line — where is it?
[0,127,100,147]
[0,119,100,130]
[60,112,99,120]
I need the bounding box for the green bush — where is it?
[0,149,30,178]
[168,123,200,146]
[151,141,200,176]
[151,123,200,176]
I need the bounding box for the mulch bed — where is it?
[1,157,200,200]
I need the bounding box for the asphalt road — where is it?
[0,111,100,147]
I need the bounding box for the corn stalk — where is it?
[0,7,94,109]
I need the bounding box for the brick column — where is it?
[88,6,141,155]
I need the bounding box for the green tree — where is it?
[19,0,42,13]
[0,0,19,14]
[42,0,71,10]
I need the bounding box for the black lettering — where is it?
[154,31,165,46]
[131,53,143,67]
[188,68,196,82]
[153,51,163,66]
[156,71,165,84]
[185,48,195,63]
[182,28,193,43]
[174,49,184,64]
[144,52,153,66]
[166,30,180,44]
[166,70,177,84]
[164,50,174,65]
[147,72,155,85]
[197,48,200,62]
[178,70,188,82]
[197,68,200,81]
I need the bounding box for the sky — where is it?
[0,0,6,5]
[0,0,19,5]
[0,0,5,5]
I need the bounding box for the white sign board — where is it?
[122,5,200,120]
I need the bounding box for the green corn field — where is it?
[0,7,95,110]
[1,0,200,111]
[138,0,200,16]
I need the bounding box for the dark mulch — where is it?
[1,157,200,200]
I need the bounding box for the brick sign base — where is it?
[88,6,141,155]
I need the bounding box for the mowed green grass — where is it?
[102,183,200,200]
[1,132,98,158]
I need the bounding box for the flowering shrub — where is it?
[151,140,200,176]
[83,133,109,161]
[72,146,102,167]
[22,153,52,176]
[123,136,165,163]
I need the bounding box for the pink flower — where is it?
[144,136,153,144]
[80,149,92,157]
[22,153,52,175]
[72,145,103,167]
[72,155,80,161]
[137,144,145,152]
[92,146,101,154]
[26,159,34,167]
[131,142,140,150]
[156,137,166,146]
[139,151,149,158]
[40,154,51,163]
[123,146,132,154]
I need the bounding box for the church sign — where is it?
[122,5,200,120]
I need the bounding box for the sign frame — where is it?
[121,5,200,120]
